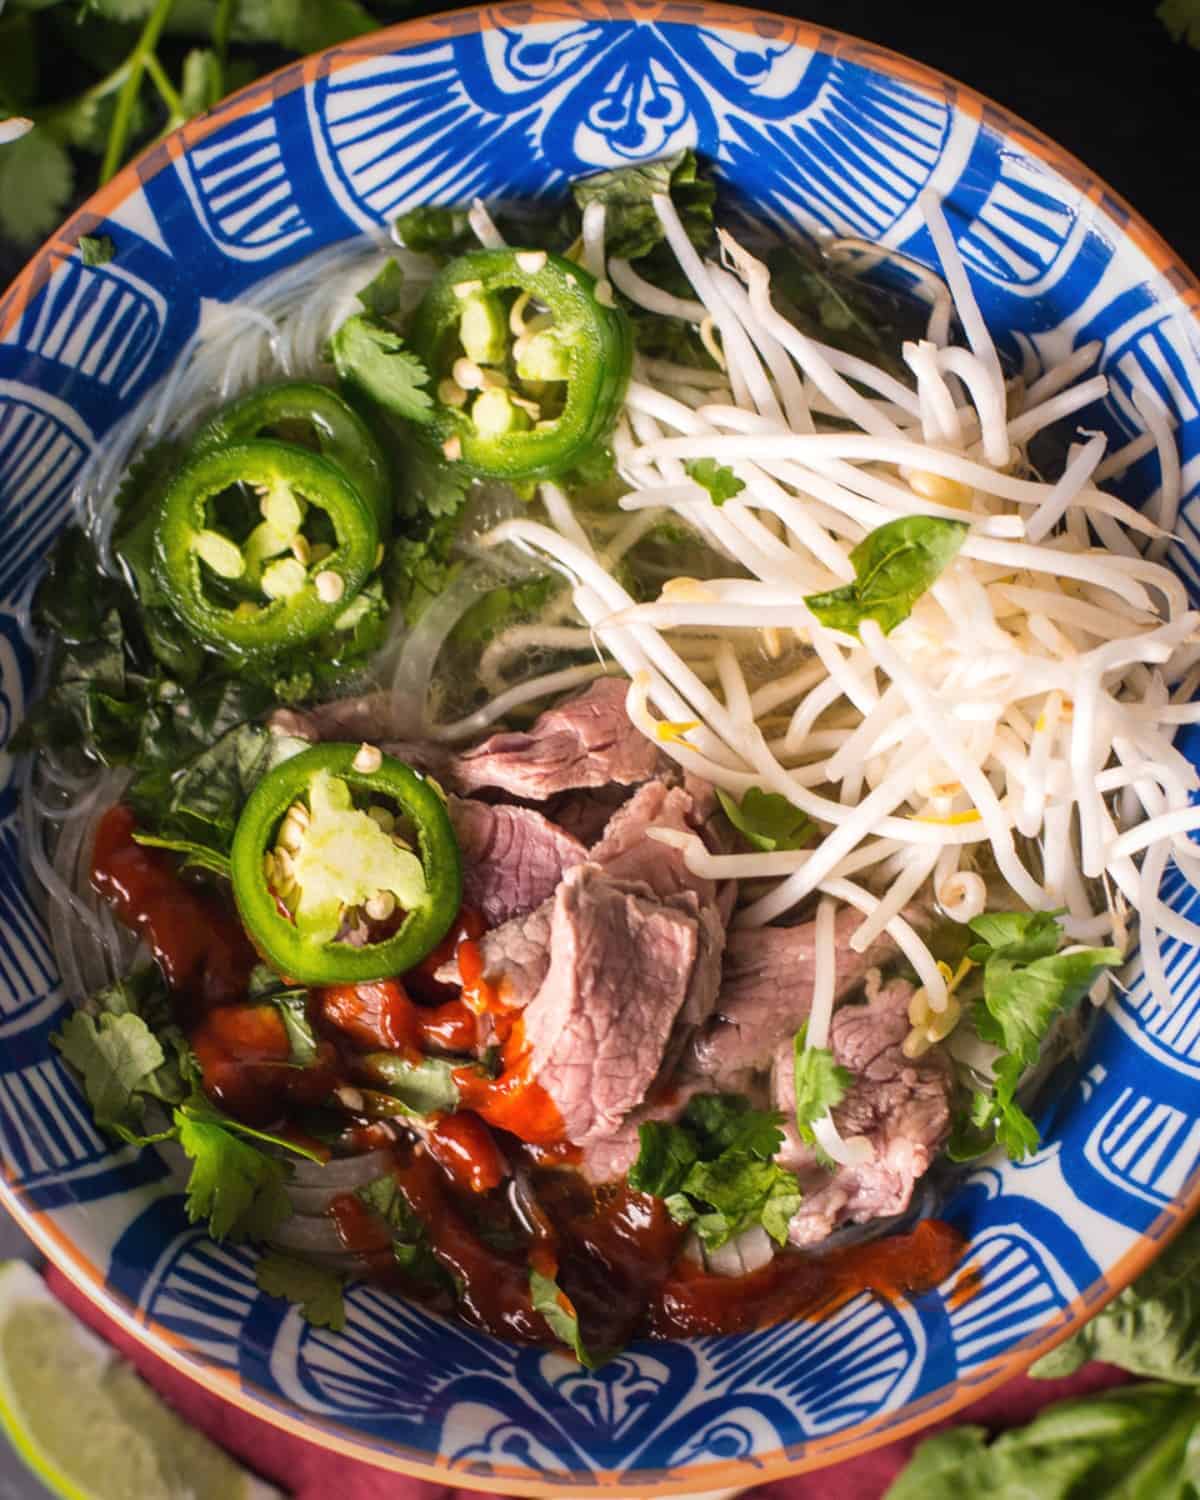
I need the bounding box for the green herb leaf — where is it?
[392,204,473,259]
[356,258,406,321]
[1160,0,1200,48]
[884,1384,1200,1500]
[715,786,813,853]
[131,832,232,879]
[628,1093,797,1248]
[792,1023,851,1147]
[179,47,222,117]
[685,458,745,505]
[256,1250,347,1331]
[572,149,715,262]
[52,1011,168,1138]
[361,1053,460,1116]
[805,516,970,638]
[329,315,433,424]
[275,993,317,1068]
[1032,1216,1200,1384]
[957,911,1121,1162]
[0,127,73,245]
[174,1100,294,1243]
[385,509,466,624]
[530,1266,603,1367]
[79,233,115,265]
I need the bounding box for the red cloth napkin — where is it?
[46,1266,1129,1499]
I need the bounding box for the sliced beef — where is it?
[270,701,454,783]
[523,864,697,1143]
[436,779,730,1027]
[447,797,586,928]
[452,677,660,800]
[771,974,952,1246]
[686,908,899,1087]
[546,784,634,847]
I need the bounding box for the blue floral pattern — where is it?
[0,3,1197,1486]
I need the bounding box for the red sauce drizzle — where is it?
[648,1219,964,1338]
[425,1112,506,1195]
[91,804,256,1009]
[454,1019,564,1145]
[190,1002,338,1126]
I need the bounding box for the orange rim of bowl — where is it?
[2,2,1198,1492]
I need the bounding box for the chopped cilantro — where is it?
[79,233,115,266]
[629,1093,800,1248]
[792,1023,851,1148]
[686,458,745,505]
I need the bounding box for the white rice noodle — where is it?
[580,200,607,281]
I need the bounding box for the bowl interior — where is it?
[1,4,1199,1492]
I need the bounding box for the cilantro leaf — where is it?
[805,516,969,638]
[530,1265,602,1367]
[955,910,1121,1161]
[385,511,465,624]
[0,127,73,245]
[629,1093,798,1248]
[79,233,115,266]
[792,1023,851,1146]
[572,149,715,263]
[967,912,1120,1069]
[329,315,433,425]
[255,1250,347,1331]
[52,1011,168,1138]
[356,259,406,321]
[686,458,745,505]
[175,1100,294,1243]
[716,786,813,853]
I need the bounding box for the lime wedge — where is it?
[0,1261,281,1500]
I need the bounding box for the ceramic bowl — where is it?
[1,4,1198,1492]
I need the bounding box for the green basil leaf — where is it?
[530,1266,604,1367]
[572,148,715,263]
[361,1053,460,1116]
[805,515,970,638]
[131,833,232,879]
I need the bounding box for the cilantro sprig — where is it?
[792,1023,851,1154]
[950,910,1121,1162]
[629,1093,801,1248]
[52,969,326,1244]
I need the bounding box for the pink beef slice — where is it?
[771,974,953,1246]
[685,907,900,1087]
[451,677,660,800]
[447,797,586,928]
[436,780,730,1025]
[522,863,699,1144]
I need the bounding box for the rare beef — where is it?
[447,798,586,928]
[771,974,952,1246]
[436,780,729,1026]
[546,785,634,847]
[686,908,900,1087]
[452,678,661,800]
[523,864,698,1143]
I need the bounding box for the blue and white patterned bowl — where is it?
[1,4,1198,1491]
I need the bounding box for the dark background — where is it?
[1,1,1196,278]
[769,0,1200,271]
